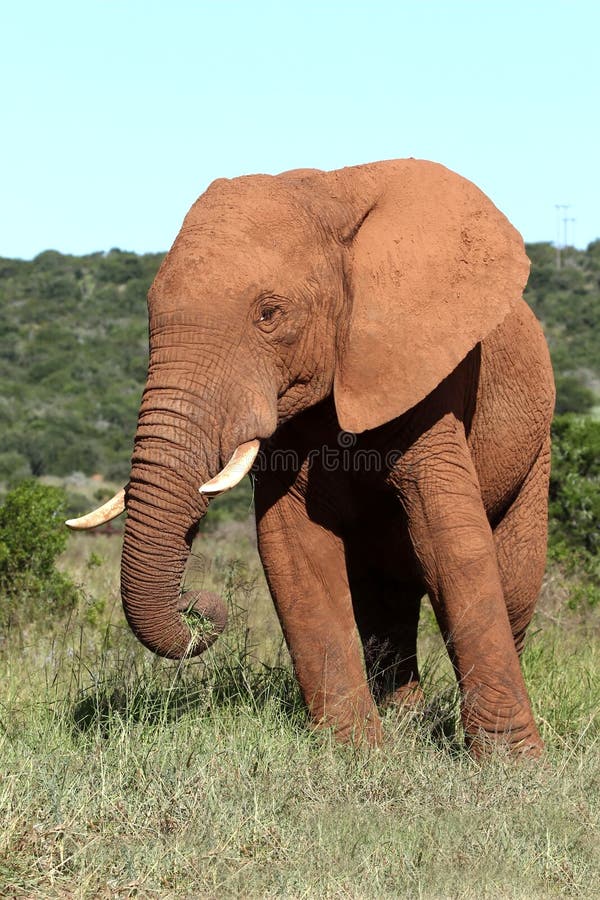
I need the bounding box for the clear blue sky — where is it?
[2,0,598,258]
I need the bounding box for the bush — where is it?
[550,416,600,552]
[0,481,79,631]
[549,415,600,606]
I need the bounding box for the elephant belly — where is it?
[467,299,554,524]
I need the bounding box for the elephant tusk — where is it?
[65,487,126,530]
[199,439,260,496]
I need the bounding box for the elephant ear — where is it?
[332,159,530,433]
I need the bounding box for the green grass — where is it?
[1,524,599,898]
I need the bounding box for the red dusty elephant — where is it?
[69,159,555,758]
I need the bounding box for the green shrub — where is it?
[0,481,79,630]
[549,415,600,606]
[550,416,600,551]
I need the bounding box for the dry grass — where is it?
[0,520,598,898]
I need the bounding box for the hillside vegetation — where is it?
[0,249,162,483]
[525,242,600,412]
[1,241,600,485]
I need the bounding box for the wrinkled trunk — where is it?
[120,375,228,659]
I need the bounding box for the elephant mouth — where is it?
[65,439,261,531]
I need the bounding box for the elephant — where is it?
[68,158,555,758]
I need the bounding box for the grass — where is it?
[0,520,599,897]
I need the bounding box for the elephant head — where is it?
[68,159,529,659]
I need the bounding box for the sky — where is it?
[1,0,598,259]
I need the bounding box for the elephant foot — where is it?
[311,706,383,747]
[381,679,425,712]
[459,678,545,762]
[465,727,545,761]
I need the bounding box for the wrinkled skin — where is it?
[120,159,554,757]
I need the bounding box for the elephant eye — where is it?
[259,306,278,322]
[255,301,285,332]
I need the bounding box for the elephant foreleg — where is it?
[255,484,381,744]
[394,412,543,758]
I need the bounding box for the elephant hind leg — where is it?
[493,435,552,655]
[350,574,425,709]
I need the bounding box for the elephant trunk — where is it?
[120,381,228,659]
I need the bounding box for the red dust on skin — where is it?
[108,158,554,758]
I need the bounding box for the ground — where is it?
[0,518,598,898]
